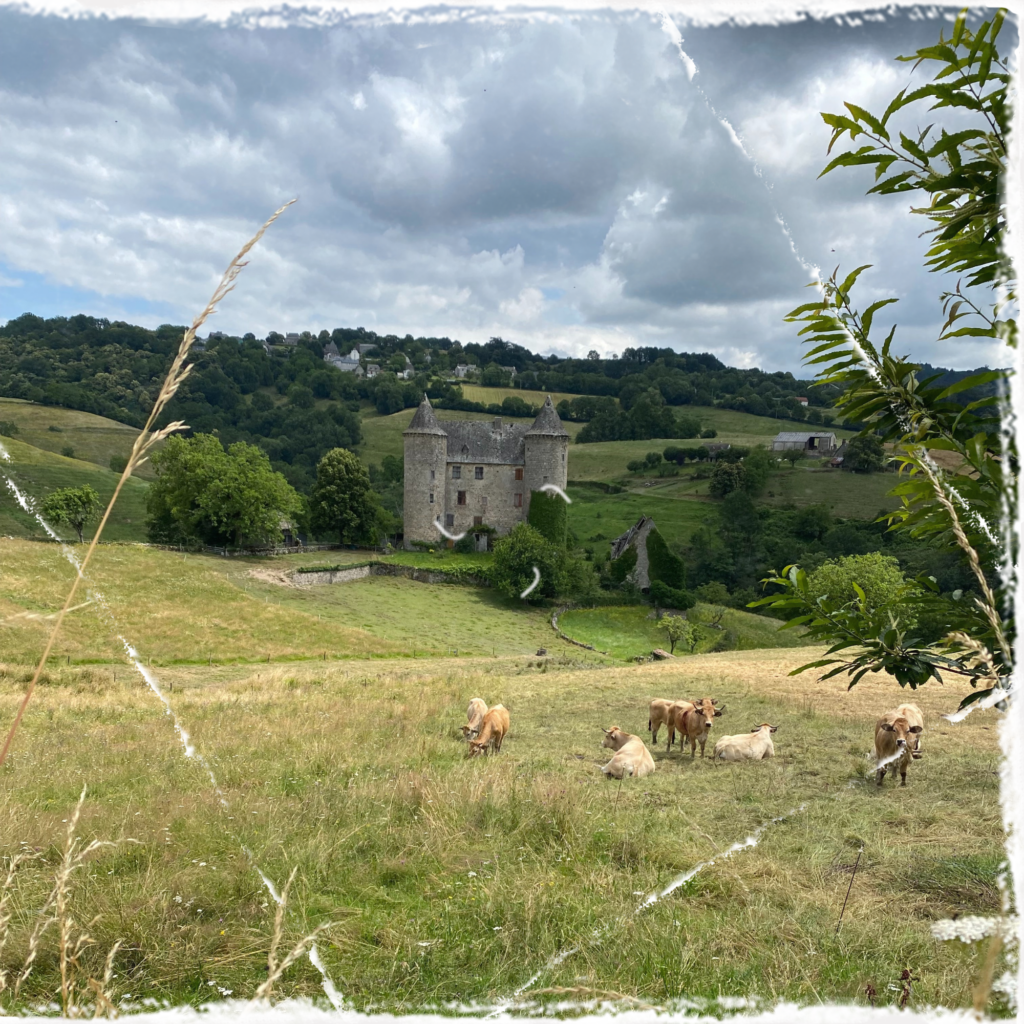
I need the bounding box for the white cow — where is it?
[600,726,656,779]
[461,697,488,740]
[714,723,777,762]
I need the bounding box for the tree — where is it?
[40,485,100,543]
[807,553,908,608]
[626,460,645,475]
[309,448,381,545]
[757,10,1014,710]
[781,449,802,469]
[844,435,885,473]
[490,523,560,603]
[708,461,744,498]
[740,446,773,497]
[146,434,300,547]
[661,617,703,654]
[644,451,662,470]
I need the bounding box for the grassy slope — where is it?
[0,650,1004,1013]
[0,397,157,479]
[0,436,150,543]
[458,384,592,409]
[567,484,712,549]
[0,540,555,665]
[558,603,810,661]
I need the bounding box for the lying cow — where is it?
[714,723,777,762]
[875,705,924,786]
[601,726,655,779]
[649,698,693,748]
[461,697,488,740]
[669,698,726,759]
[468,705,510,757]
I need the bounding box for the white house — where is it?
[323,341,363,374]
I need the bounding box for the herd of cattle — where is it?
[460,696,925,787]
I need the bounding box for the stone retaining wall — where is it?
[292,563,491,588]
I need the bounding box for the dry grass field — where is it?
[0,642,1008,1015]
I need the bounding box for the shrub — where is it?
[0,420,18,436]
[60,445,75,459]
[646,528,685,589]
[708,461,744,498]
[649,580,697,610]
[527,490,568,547]
[109,454,129,474]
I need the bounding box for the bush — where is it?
[527,489,568,547]
[708,461,744,498]
[646,528,685,589]
[807,552,908,608]
[0,420,18,436]
[491,522,595,603]
[60,445,75,459]
[700,428,718,439]
[109,454,129,474]
[649,580,697,610]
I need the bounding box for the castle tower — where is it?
[402,395,448,549]
[523,395,569,516]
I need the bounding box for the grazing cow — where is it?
[875,706,924,786]
[714,723,777,762]
[461,697,488,740]
[669,698,726,759]
[649,698,693,748]
[468,705,509,757]
[600,726,655,779]
[895,703,925,759]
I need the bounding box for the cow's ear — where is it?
[770,725,778,733]
[750,726,760,733]
[910,725,923,733]
[715,704,726,715]
[602,728,611,735]
[881,722,895,731]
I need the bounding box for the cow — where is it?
[874,706,924,786]
[669,698,726,759]
[649,698,694,749]
[713,723,777,762]
[468,705,510,757]
[461,697,488,740]
[600,726,655,779]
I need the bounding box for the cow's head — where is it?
[602,726,624,750]
[880,716,922,749]
[751,723,778,734]
[689,698,725,730]
[461,724,480,740]
[467,739,487,757]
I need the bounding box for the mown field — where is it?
[0,645,1007,1015]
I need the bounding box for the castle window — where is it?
[514,493,523,508]
[452,465,461,479]
[445,513,454,528]
[430,469,435,481]
[429,493,434,504]
[457,491,467,505]
[514,468,523,481]
[475,466,484,479]
[473,516,483,527]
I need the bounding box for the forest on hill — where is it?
[0,311,995,491]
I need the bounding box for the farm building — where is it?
[402,394,568,550]
[771,430,839,455]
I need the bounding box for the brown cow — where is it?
[649,698,694,749]
[875,706,924,786]
[469,705,510,757]
[669,698,726,759]
[895,703,925,760]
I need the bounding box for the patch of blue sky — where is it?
[0,263,183,328]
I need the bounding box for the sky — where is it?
[0,3,1016,373]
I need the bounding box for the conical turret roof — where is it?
[525,395,568,437]
[404,395,446,436]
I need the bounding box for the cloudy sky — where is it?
[0,3,1015,372]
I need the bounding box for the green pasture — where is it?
[567,484,713,550]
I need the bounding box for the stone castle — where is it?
[402,394,569,549]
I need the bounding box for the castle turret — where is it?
[523,395,569,516]
[402,395,448,549]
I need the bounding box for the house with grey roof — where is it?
[402,395,569,550]
[323,341,363,375]
[771,430,838,455]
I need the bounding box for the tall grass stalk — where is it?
[0,200,295,769]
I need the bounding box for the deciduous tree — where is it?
[40,485,100,543]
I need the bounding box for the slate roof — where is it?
[441,420,527,464]
[525,395,569,436]
[404,396,446,436]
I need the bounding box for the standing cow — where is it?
[669,698,726,759]
[650,698,694,750]
[461,697,488,740]
[874,705,924,786]
[469,705,510,757]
